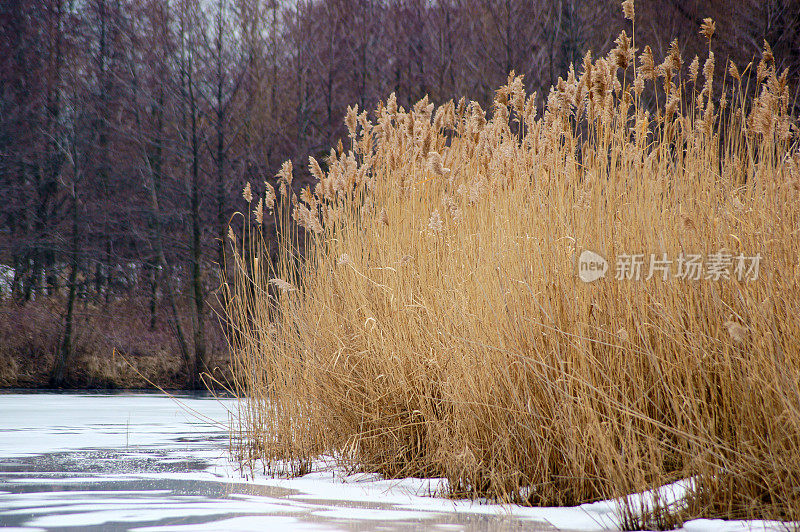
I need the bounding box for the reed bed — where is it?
[224,3,800,526]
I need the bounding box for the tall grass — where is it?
[225,4,800,525]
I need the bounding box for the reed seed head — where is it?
[729,60,741,82]
[689,55,700,85]
[612,30,635,71]
[277,160,293,186]
[640,45,655,80]
[427,152,450,176]
[309,156,325,182]
[700,18,715,43]
[621,0,634,21]
[269,278,296,294]
[427,209,444,232]
[724,320,749,343]
[254,198,263,225]
[264,181,276,211]
[377,208,389,226]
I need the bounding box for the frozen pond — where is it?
[0,393,789,532]
[0,393,570,531]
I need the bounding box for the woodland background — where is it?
[1,0,798,388]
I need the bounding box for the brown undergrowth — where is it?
[0,299,231,389]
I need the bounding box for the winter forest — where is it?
[1,1,799,389]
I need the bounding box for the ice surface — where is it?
[0,393,794,531]
[0,393,234,457]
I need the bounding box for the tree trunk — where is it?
[149,114,192,377]
[134,77,192,377]
[187,55,206,390]
[147,259,158,330]
[50,192,79,387]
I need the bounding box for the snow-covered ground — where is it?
[0,393,790,531]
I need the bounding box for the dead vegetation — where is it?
[225,2,800,526]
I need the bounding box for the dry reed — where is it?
[224,4,800,526]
